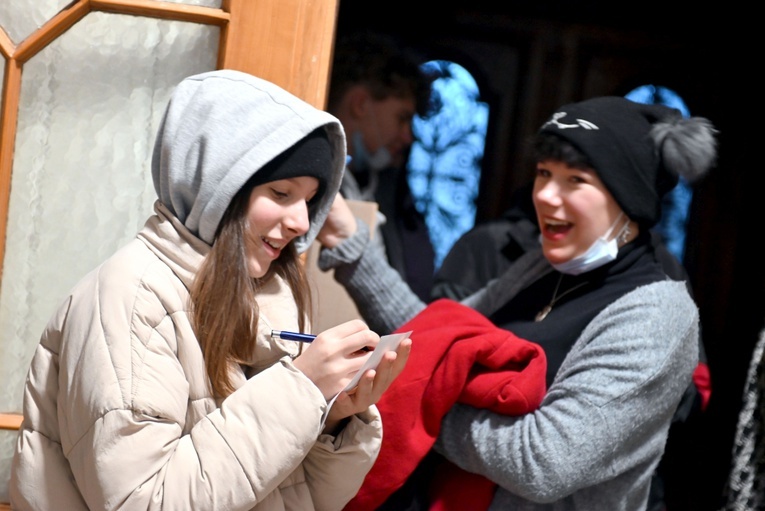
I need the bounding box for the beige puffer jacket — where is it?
[9,203,382,510]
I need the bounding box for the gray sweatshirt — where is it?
[319,226,698,510]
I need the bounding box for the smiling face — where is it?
[533,159,632,265]
[243,176,319,278]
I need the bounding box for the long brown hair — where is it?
[190,181,313,398]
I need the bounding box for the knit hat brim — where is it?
[248,127,333,205]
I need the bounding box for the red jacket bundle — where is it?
[343,299,547,511]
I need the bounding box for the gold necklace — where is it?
[534,273,588,322]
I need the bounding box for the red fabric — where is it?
[693,362,712,411]
[428,462,498,511]
[343,299,547,511]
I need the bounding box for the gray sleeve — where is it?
[317,219,426,334]
[434,281,699,502]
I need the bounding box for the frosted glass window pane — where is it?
[0,11,217,502]
[0,430,15,504]
[0,1,223,45]
[0,0,72,45]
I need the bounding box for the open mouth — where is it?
[543,218,572,235]
[261,236,285,257]
[262,236,283,250]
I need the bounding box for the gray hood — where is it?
[152,69,346,253]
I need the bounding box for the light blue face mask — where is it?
[351,130,392,173]
[550,213,630,275]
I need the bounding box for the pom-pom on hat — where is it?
[538,96,718,226]
[247,127,333,204]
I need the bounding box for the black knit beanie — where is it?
[538,96,718,226]
[249,127,334,204]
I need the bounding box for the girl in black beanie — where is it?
[318,95,718,511]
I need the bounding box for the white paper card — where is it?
[343,330,412,391]
[322,330,413,429]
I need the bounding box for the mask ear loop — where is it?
[616,217,632,246]
[602,212,625,241]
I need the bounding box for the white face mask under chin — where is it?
[351,129,392,173]
[550,213,630,275]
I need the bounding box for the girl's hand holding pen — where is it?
[292,319,380,400]
[291,319,412,432]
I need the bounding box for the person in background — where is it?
[10,70,410,511]
[326,31,436,301]
[317,96,718,509]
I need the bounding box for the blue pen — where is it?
[271,330,316,343]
